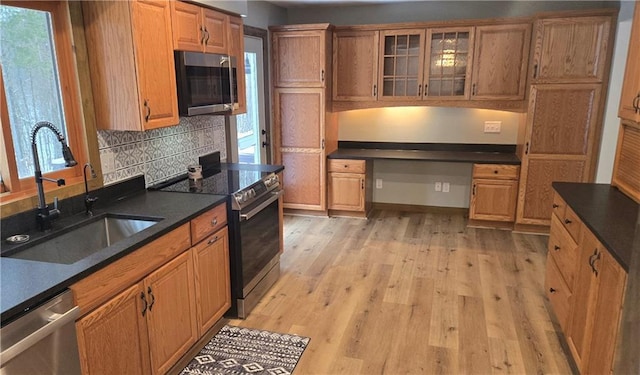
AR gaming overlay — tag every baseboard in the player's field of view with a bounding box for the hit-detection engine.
[467,219,514,230]
[283,208,329,217]
[373,202,468,215]
[513,223,550,235]
[328,209,368,219]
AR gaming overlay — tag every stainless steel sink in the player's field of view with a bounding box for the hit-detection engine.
[5,214,161,264]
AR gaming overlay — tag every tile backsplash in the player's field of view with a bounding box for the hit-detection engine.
[98,115,226,187]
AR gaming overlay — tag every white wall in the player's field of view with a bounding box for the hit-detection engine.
[595,1,634,183]
[244,1,287,29]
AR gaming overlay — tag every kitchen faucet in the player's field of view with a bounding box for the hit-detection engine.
[31,121,77,230]
[83,163,98,216]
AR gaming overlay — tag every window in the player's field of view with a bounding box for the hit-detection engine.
[0,1,86,200]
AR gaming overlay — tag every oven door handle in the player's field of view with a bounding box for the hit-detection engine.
[240,189,284,221]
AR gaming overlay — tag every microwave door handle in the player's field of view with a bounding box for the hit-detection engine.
[220,56,235,110]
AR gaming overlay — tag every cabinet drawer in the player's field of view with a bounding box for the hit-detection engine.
[552,192,567,220]
[328,159,366,173]
[191,203,227,245]
[545,255,572,332]
[548,214,579,289]
[562,206,582,242]
[472,164,520,180]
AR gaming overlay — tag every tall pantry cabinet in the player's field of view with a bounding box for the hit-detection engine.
[271,24,338,212]
[516,11,616,227]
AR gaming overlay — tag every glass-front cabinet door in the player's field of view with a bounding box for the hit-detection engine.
[423,28,474,100]
[378,29,425,101]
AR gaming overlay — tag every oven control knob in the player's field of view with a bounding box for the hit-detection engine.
[242,191,250,201]
[235,192,244,203]
[249,188,256,198]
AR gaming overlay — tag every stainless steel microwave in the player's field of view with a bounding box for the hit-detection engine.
[174,51,238,116]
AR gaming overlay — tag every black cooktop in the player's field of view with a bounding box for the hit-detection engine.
[150,163,284,195]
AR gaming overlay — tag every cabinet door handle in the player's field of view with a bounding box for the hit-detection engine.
[418,84,422,97]
[472,83,477,96]
[322,139,325,149]
[564,218,572,225]
[140,292,148,317]
[208,235,220,245]
[525,142,530,155]
[634,93,640,113]
[204,28,210,46]
[552,203,559,208]
[144,99,151,122]
[554,245,560,251]
[472,183,477,196]
[200,26,206,45]
[373,84,378,97]
[361,179,364,190]
[549,287,557,294]
[533,64,538,79]
[147,286,155,311]
[592,250,601,277]
[321,69,325,82]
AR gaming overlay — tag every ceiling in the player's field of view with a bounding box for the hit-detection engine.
[266,0,406,8]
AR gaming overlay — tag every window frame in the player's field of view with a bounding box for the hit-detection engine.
[0,0,88,202]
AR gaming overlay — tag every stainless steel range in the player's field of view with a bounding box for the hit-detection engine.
[152,154,284,318]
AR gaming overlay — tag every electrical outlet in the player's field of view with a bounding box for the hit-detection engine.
[101,151,116,174]
[376,178,383,189]
[435,182,442,192]
[442,182,450,193]
[484,121,502,133]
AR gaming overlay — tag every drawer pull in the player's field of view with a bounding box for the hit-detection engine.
[554,245,560,251]
[549,287,557,294]
[208,236,219,245]
[211,218,218,226]
[494,170,498,174]
[344,165,348,168]
[564,219,572,225]
[552,203,559,208]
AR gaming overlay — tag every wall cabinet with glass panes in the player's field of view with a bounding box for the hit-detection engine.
[376,23,529,103]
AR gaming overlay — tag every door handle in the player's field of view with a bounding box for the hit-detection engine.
[141,292,148,317]
[147,286,155,311]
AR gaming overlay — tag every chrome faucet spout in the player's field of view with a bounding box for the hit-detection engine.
[31,121,78,230]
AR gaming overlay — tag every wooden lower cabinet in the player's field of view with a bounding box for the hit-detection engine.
[327,159,372,217]
[77,251,197,375]
[546,192,627,374]
[75,203,230,375]
[76,284,151,375]
[192,227,230,334]
[469,164,519,222]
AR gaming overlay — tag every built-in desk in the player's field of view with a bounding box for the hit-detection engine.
[328,142,521,164]
[327,142,521,223]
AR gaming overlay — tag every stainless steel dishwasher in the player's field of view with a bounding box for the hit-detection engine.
[1,290,81,374]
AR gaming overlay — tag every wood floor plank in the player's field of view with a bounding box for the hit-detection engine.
[226,209,572,374]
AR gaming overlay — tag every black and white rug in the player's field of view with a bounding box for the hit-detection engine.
[180,325,310,375]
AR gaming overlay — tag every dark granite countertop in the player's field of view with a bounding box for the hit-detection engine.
[553,182,639,272]
[220,163,284,173]
[1,190,227,324]
[328,142,520,165]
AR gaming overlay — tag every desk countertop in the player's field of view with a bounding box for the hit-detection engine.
[328,142,521,165]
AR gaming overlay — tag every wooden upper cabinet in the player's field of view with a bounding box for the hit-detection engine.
[619,3,640,123]
[272,26,329,88]
[471,23,531,100]
[228,15,246,114]
[378,29,425,100]
[83,0,178,131]
[423,28,473,100]
[171,1,228,54]
[333,29,380,101]
[531,16,612,83]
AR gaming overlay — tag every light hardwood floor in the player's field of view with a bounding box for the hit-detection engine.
[228,209,572,374]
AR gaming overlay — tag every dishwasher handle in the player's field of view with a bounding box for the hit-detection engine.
[0,305,80,365]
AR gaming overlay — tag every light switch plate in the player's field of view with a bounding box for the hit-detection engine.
[484,121,502,133]
[442,182,450,192]
[376,178,383,189]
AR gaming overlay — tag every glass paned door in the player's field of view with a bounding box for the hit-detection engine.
[236,36,267,164]
[425,28,472,99]
[379,30,424,100]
